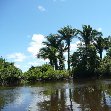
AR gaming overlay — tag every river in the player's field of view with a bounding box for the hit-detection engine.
[0,79,111,111]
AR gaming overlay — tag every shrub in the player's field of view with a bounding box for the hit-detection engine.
[0,57,22,85]
[97,56,111,77]
[24,64,69,82]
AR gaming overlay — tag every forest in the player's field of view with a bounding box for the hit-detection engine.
[1,25,111,85]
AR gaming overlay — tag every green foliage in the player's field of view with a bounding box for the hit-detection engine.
[37,34,66,70]
[24,64,69,82]
[76,25,102,46]
[58,25,77,70]
[1,24,111,84]
[36,25,111,79]
[70,25,111,78]
[71,45,100,78]
[94,37,110,59]
[0,57,22,85]
[97,56,111,77]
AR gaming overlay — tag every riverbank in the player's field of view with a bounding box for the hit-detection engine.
[1,57,111,86]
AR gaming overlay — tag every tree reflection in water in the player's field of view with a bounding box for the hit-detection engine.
[37,81,111,111]
[38,89,68,111]
[1,80,111,111]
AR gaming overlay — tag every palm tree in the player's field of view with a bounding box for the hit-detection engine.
[37,45,59,69]
[77,25,102,47]
[94,36,104,59]
[37,47,54,66]
[38,34,65,70]
[58,25,76,70]
[94,36,110,59]
[94,37,103,59]
[38,34,67,70]
[58,42,65,70]
[42,34,59,48]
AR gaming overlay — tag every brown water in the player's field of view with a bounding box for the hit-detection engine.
[0,79,111,111]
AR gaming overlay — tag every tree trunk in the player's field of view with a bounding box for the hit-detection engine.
[54,58,58,70]
[100,50,102,59]
[68,39,70,70]
[50,59,54,69]
[59,49,65,70]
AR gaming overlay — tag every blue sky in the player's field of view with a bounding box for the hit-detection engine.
[1,0,111,71]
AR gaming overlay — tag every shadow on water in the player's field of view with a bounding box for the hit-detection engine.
[0,79,111,111]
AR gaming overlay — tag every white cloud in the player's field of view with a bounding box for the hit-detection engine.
[14,64,20,68]
[97,27,102,32]
[28,61,39,66]
[7,53,26,62]
[27,34,45,56]
[37,5,46,12]
[70,41,80,54]
[28,59,49,67]
[44,58,49,63]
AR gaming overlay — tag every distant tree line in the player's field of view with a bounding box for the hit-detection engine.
[37,25,111,78]
[1,25,111,85]
[0,57,69,85]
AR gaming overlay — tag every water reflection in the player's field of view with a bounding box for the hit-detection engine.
[37,89,67,111]
[0,80,111,111]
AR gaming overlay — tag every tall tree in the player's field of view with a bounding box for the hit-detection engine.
[71,45,100,78]
[58,25,76,70]
[77,25,102,47]
[58,42,66,70]
[94,36,110,59]
[71,25,102,78]
[37,47,55,67]
[37,34,66,70]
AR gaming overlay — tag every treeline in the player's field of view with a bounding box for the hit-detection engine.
[37,25,111,78]
[0,57,69,85]
[1,25,111,85]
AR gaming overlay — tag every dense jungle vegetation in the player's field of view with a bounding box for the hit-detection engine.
[1,25,111,85]
[0,57,22,85]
